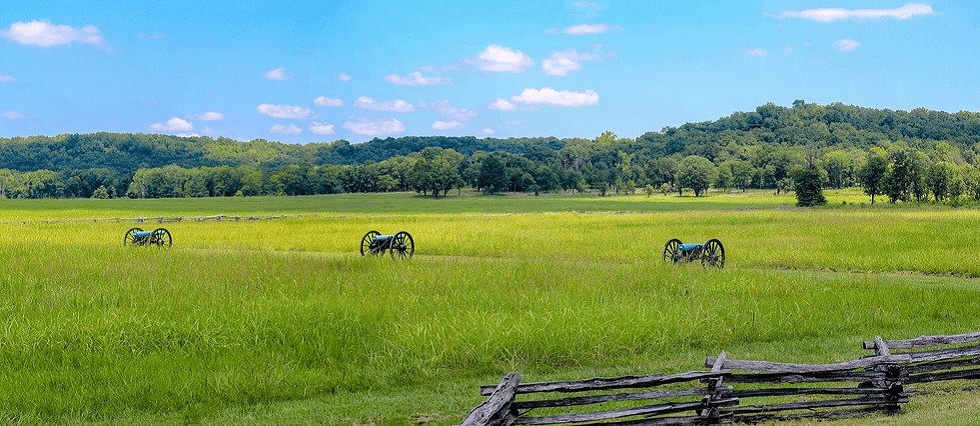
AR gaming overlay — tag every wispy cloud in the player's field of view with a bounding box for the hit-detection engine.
[197,111,224,121]
[3,110,26,120]
[488,98,517,111]
[834,39,861,52]
[511,87,599,107]
[309,122,335,135]
[778,3,935,22]
[314,96,343,107]
[745,48,769,57]
[385,71,451,86]
[474,44,534,73]
[542,48,600,76]
[431,100,477,121]
[2,20,108,50]
[563,23,616,35]
[343,119,405,136]
[431,120,463,130]
[568,1,605,19]
[354,96,415,112]
[270,123,302,135]
[264,67,291,81]
[338,73,352,82]
[150,117,193,133]
[0,74,15,83]
[256,103,313,119]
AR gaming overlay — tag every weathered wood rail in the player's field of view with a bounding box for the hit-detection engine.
[464,331,980,425]
[863,331,980,384]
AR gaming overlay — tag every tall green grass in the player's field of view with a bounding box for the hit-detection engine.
[1,190,979,423]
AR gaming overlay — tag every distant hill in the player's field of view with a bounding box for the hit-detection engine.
[2,102,979,176]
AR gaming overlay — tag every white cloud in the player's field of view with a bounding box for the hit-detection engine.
[270,123,302,135]
[475,44,534,73]
[488,98,517,111]
[338,73,352,82]
[354,96,415,112]
[481,128,496,136]
[1,20,108,49]
[542,48,599,76]
[314,96,343,107]
[431,120,463,130]
[197,111,224,121]
[563,23,615,35]
[0,74,16,83]
[746,48,769,57]
[778,3,935,22]
[264,67,291,81]
[3,110,26,120]
[834,39,861,52]
[343,119,405,136]
[431,99,478,121]
[309,121,336,135]
[385,71,451,86]
[256,103,313,119]
[511,87,599,107]
[150,117,194,133]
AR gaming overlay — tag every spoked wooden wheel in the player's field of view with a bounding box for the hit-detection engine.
[360,230,381,256]
[150,228,172,247]
[123,227,144,246]
[390,231,414,259]
[701,239,725,268]
[662,238,682,263]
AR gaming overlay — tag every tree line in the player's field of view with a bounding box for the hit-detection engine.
[2,101,980,203]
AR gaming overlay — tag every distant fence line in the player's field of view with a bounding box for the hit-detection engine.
[463,330,980,425]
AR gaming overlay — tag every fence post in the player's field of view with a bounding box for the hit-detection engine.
[698,351,733,424]
[461,372,520,426]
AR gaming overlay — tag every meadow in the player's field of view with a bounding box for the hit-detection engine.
[1,189,979,424]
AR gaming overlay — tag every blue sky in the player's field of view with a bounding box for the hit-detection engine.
[1,1,977,144]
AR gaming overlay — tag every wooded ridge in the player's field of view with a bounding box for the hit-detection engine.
[2,101,979,200]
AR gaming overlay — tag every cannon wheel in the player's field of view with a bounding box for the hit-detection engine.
[150,228,172,247]
[123,227,144,246]
[701,239,725,268]
[390,231,414,259]
[360,230,381,256]
[662,238,682,263]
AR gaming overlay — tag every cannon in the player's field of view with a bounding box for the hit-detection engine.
[662,238,724,268]
[360,230,414,259]
[124,227,172,247]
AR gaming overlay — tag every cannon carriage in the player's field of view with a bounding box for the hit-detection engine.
[123,227,172,247]
[360,230,414,259]
[662,238,724,268]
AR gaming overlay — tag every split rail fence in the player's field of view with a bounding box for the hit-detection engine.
[462,330,980,425]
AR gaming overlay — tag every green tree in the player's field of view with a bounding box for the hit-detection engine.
[926,161,954,202]
[791,165,827,206]
[858,150,887,204]
[714,165,733,193]
[883,149,924,203]
[821,150,852,189]
[675,155,717,197]
[478,153,508,195]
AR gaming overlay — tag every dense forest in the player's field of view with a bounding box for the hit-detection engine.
[2,101,980,203]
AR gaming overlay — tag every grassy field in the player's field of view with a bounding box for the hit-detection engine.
[1,189,979,424]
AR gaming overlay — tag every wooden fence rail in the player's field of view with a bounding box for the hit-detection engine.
[463,331,980,425]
